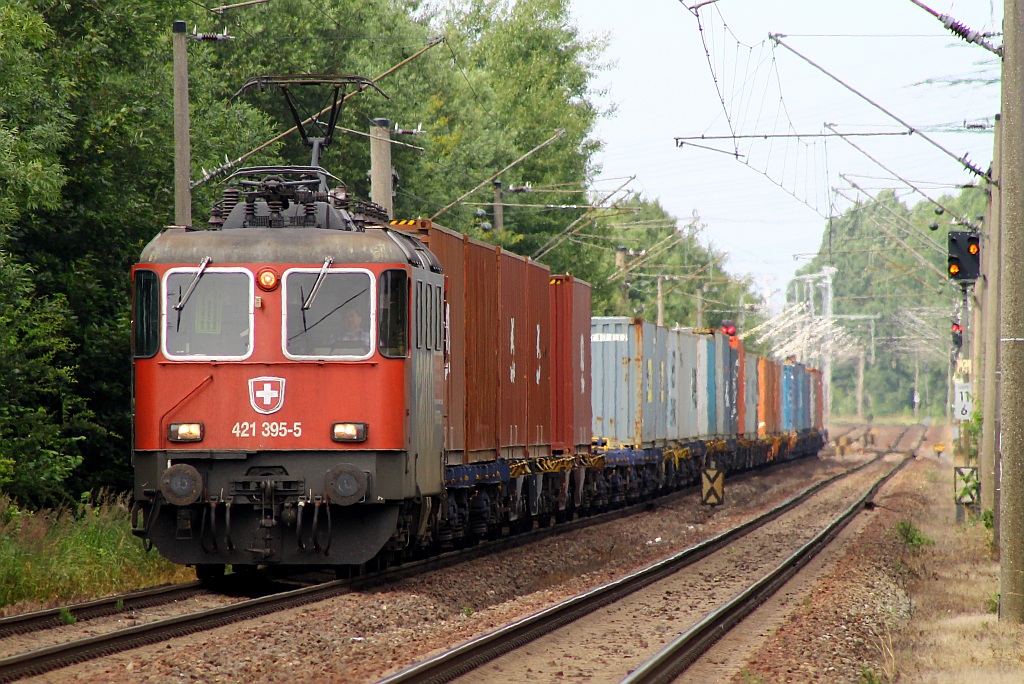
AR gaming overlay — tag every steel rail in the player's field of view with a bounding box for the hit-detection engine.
[621,456,910,684]
[0,582,207,638]
[374,455,884,684]
[0,578,361,683]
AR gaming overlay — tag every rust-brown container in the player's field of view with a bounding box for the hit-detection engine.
[498,250,530,457]
[390,220,558,463]
[464,239,501,461]
[550,275,592,455]
[525,258,552,456]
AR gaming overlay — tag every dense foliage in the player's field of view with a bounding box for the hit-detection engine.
[1,0,761,505]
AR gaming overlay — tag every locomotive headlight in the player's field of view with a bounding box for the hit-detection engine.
[332,422,368,442]
[168,422,204,442]
[159,463,203,506]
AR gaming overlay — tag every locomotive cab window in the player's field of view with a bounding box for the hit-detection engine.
[134,269,160,358]
[163,268,253,360]
[284,268,374,359]
[378,270,408,358]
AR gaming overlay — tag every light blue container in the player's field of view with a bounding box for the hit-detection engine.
[651,325,668,446]
[724,340,739,437]
[796,364,811,432]
[782,362,796,433]
[695,332,716,438]
[667,328,699,442]
[590,317,667,448]
[713,332,726,436]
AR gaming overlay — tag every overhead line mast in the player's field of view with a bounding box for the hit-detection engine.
[1000,0,1024,623]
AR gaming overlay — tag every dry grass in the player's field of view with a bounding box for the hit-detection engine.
[890,457,1024,682]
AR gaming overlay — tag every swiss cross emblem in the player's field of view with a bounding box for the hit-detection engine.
[249,376,285,414]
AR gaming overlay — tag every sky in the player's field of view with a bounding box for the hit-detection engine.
[568,0,1002,309]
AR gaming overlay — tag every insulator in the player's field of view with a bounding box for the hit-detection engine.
[221,188,241,216]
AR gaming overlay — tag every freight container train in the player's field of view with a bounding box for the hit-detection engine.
[130,200,825,578]
[129,84,825,579]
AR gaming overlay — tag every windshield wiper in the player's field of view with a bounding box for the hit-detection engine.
[174,256,212,332]
[302,257,333,310]
[174,257,212,312]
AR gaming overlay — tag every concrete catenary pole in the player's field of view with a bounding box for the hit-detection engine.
[657,276,664,326]
[857,349,865,420]
[981,113,1002,519]
[823,269,834,427]
[369,118,393,219]
[172,21,192,227]
[493,181,504,232]
[999,0,1024,622]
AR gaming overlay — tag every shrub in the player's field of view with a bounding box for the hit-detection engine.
[894,520,934,552]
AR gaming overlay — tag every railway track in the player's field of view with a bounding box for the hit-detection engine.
[621,456,908,684]
[374,452,901,684]
[2,431,885,683]
[0,450,835,683]
[0,583,210,639]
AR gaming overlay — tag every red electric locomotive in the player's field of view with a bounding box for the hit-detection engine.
[131,174,450,578]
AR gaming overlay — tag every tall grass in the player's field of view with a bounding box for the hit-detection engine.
[0,492,192,610]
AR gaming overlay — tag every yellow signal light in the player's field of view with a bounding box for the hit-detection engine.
[968,243,979,255]
[949,263,961,276]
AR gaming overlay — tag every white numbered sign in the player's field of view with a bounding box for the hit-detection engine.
[953,382,973,422]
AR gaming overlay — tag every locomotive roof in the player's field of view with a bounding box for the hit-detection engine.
[139,226,441,271]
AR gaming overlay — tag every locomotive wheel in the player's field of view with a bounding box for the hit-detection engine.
[195,563,226,583]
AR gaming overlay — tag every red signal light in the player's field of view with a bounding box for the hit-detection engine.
[721,320,737,336]
[951,323,963,333]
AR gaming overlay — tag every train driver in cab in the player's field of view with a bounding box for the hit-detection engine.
[340,306,370,350]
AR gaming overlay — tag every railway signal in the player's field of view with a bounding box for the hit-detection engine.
[951,323,963,349]
[947,230,980,281]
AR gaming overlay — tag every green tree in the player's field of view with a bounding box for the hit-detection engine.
[0,2,94,505]
[0,254,90,505]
